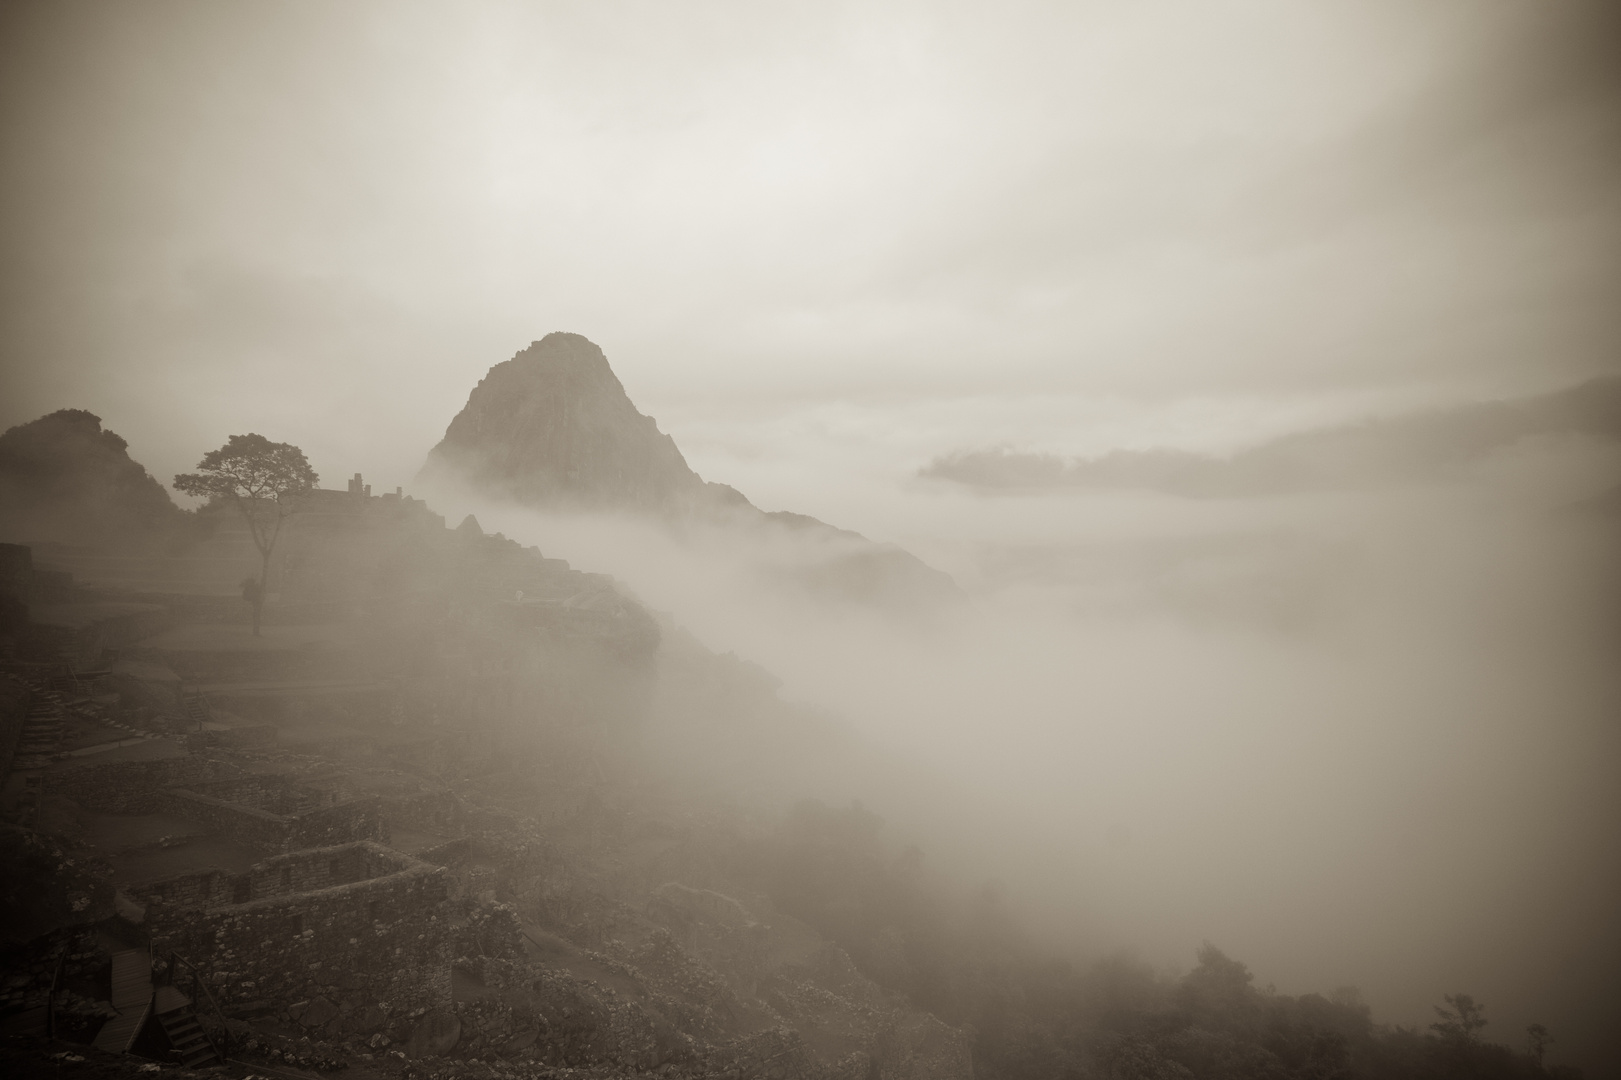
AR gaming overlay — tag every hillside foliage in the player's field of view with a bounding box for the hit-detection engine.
[756,799,1580,1080]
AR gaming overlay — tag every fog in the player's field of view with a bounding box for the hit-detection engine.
[416,427,1621,1068]
[5,0,1621,1072]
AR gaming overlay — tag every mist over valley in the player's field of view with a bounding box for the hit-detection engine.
[3,3,1619,1077]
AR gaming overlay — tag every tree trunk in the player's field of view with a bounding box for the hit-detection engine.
[253,550,270,637]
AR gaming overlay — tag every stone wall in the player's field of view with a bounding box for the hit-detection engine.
[156,779,384,853]
[288,798,386,851]
[184,724,279,751]
[380,789,463,835]
[127,867,237,912]
[0,677,27,783]
[155,788,290,851]
[242,842,404,900]
[45,755,242,812]
[184,775,324,815]
[128,843,415,916]
[146,842,452,1021]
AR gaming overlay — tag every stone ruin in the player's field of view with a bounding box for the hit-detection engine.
[156,774,384,854]
[127,841,452,1027]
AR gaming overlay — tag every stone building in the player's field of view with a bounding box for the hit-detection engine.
[128,841,452,1025]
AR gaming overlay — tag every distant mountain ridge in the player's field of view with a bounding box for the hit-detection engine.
[922,375,1621,496]
[422,333,963,611]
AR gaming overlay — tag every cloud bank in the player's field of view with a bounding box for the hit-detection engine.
[921,376,1621,496]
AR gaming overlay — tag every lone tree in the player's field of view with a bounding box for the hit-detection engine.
[1430,993,1488,1045]
[1526,1023,1553,1066]
[175,434,317,635]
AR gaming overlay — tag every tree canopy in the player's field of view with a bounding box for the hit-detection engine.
[174,434,317,548]
[174,433,317,634]
[174,433,317,508]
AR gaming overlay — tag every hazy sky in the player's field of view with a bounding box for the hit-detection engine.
[3,0,1619,523]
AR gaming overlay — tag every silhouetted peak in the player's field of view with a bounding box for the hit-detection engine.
[423,335,964,614]
[422,333,706,511]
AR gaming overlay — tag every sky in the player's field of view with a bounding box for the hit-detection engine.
[4,1,1621,1070]
[2,0,1619,517]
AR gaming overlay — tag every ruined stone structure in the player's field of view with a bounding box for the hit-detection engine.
[132,842,452,1022]
[45,756,244,813]
[378,788,464,836]
[157,774,386,853]
[272,473,447,605]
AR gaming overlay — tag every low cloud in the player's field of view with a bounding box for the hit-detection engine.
[420,441,1621,1067]
[922,376,1621,496]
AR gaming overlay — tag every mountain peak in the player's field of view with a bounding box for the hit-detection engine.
[422,334,709,510]
[424,334,964,612]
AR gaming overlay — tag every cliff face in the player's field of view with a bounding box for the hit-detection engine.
[423,333,713,511]
[0,409,188,547]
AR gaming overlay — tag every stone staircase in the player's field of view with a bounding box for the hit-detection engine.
[181,694,212,728]
[89,951,223,1068]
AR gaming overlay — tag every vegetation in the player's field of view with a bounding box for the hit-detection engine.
[0,409,190,547]
[174,433,317,635]
[756,798,1581,1080]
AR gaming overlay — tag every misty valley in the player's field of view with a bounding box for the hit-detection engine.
[2,335,1617,1080]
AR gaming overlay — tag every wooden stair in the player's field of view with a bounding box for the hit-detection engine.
[92,948,152,1053]
[153,985,221,1069]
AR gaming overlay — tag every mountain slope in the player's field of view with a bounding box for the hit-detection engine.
[0,409,190,547]
[422,333,963,611]
[423,333,728,511]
